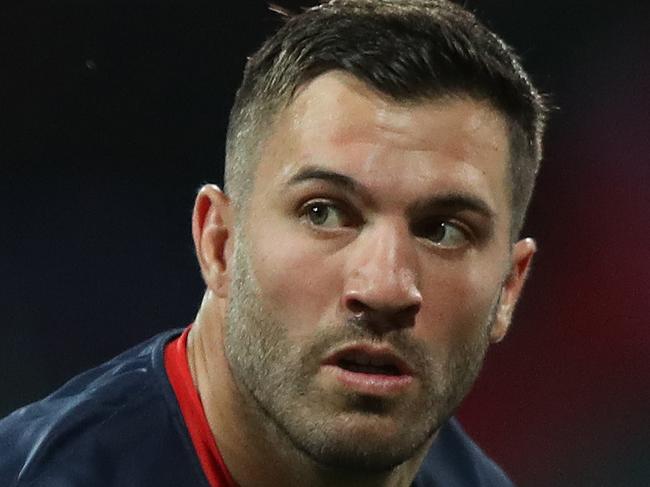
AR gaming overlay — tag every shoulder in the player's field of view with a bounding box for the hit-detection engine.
[0,329,204,487]
[413,417,515,487]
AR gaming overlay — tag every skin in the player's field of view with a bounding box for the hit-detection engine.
[188,71,536,487]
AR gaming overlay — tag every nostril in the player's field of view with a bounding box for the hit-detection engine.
[397,303,421,321]
[343,292,420,333]
[346,298,369,316]
[343,291,421,319]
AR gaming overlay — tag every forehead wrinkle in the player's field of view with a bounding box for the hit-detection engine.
[321,100,508,174]
[373,105,431,149]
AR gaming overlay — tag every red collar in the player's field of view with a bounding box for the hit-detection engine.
[164,327,237,487]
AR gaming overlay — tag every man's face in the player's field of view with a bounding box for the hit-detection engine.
[224,72,518,471]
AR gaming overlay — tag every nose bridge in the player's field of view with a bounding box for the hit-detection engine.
[344,219,421,313]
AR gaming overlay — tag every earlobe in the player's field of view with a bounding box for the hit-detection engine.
[192,184,234,297]
[490,238,537,343]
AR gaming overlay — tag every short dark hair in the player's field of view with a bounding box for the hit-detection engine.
[225,0,548,237]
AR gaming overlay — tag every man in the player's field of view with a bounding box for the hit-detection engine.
[0,1,547,485]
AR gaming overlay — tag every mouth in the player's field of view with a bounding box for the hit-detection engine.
[332,348,412,376]
[338,359,401,376]
[321,345,415,396]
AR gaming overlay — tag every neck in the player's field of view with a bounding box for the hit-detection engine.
[187,291,429,487]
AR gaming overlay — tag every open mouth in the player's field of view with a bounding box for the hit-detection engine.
[325,346,412,377]
[337,358,402,376]
[322,345,414,396]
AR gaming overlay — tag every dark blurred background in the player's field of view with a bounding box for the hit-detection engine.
[1,1,648,485]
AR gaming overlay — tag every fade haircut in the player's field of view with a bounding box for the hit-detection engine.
[225,0,548,237]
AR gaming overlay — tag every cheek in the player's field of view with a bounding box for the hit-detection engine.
[249,232,343,333]
[417,257,503,344]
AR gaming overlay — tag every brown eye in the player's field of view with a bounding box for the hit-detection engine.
[413,220,470,249]
[303,201,346,228]
[428,222,468,248]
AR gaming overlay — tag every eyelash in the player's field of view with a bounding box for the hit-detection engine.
[298,198,361,226]
[412,217,475,239]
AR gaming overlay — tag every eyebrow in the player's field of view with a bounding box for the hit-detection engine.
[408,193,496,220]
[286,166,360,193]
[286,165,495,219]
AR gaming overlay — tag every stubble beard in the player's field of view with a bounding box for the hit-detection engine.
[223,234,494,473]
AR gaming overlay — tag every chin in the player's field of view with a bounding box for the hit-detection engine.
[286,409,438,473]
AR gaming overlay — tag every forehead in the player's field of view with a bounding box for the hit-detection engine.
[254,71,510,216]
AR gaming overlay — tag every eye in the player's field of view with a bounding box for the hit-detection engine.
[301,200,350,228]
[415,220,470,249]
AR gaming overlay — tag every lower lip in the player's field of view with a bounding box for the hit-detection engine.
[322,365,414,396]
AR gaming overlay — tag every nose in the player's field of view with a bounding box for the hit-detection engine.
[341,221,422,334]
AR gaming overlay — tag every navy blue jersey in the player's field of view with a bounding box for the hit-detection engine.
[0,330,514,486]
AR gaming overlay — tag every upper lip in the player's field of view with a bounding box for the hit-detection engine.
[322,344,415,376]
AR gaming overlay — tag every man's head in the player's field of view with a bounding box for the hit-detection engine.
[225,0,547,238]
[192,0,545,479]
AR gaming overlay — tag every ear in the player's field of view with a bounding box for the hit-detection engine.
[490,237,537,343]
[192,184,234,298]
